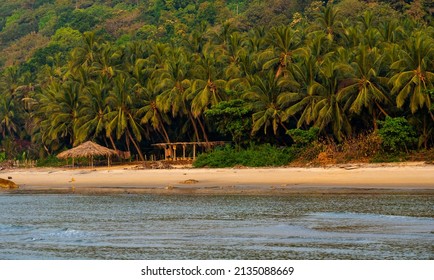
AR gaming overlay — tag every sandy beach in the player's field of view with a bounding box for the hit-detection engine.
[1,162,434,195]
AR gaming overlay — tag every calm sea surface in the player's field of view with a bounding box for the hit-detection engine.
[0,194,433,260]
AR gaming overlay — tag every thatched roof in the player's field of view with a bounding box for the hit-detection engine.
[57,141,117,159]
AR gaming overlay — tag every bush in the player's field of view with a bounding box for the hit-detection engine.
[287,127,319,147]
[36,155,64,167]
[377,117,417,153]
[193,144,296,168]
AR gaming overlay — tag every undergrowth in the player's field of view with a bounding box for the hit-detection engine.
[193,144,297,168]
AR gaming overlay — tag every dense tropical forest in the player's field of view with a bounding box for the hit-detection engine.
[0,0,433,166]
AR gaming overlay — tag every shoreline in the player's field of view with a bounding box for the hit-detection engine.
[2,162,434,195]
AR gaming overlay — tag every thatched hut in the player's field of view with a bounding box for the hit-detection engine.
[57,141,118,167]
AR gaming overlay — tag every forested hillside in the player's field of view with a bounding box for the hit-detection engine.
[0,0,433,165]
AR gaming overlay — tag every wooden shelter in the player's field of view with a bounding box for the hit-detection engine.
[152,141,226,161]
[57,141,118,167]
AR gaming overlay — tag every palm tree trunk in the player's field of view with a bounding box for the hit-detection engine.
[188,111,201,142]
[197,116,209,143]
[159,125,171,144]
[375,101,389,118]
[157,112,171,143]
[373,110,378,131]
[280,120,289,132]
[127,130,145,161]
[109,135,117,151]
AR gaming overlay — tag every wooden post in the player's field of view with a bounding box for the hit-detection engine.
[182,144,186,159]
[173,144,177,161]
[193,144,196,160]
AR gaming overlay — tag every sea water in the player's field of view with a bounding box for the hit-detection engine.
[0,194,432,259]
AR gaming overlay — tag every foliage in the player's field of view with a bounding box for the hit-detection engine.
[36,155,63,167]
[377,117,417,153]
[193,144,296,168]
[0,0,433,165]
[287,127,319,147]
[204,99,252,146]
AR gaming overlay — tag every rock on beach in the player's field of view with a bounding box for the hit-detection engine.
[0,178,18,189]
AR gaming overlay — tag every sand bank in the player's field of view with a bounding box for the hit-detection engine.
[1,163,434,195]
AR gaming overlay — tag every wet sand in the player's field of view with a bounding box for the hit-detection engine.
[1,162,434,195]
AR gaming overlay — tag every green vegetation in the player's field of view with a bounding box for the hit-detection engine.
[377,117,417,153]
[193,144,296,168]
[0,0,433,167]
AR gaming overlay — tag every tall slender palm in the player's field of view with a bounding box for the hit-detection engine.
[312,60,352,141]
[283,31,334,129]
[187,43,229,142]
[154,48,202,141]
[105,74,145,161]
[136,77,171,143]
[75,77,112,146]
[189,44,228,118]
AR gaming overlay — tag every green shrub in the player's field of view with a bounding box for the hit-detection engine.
[287,127,319,147]
[0,152,6,162]
[193,144,296,168]
[377,117,417,153]
[36,155,64,167]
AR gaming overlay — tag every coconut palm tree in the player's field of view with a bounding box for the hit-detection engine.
[136,77,171,144]
[390,31,434,114]
[285,54,352,141]
[314,5,343,42]
[259,25,303,78]
[311,59,352,141]
[189,43,228,119]
[154,47,202,142]
[37,79,81,148]
[243,70,298,135]
[70,31,101,71]
[0,93,19,139]
[75,77,113,147]
[105,74,145,161]
[338,45,391,129]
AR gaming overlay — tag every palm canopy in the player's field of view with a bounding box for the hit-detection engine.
[390,32,434,114]
[337,45,391,119]
[243,70,298,135]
